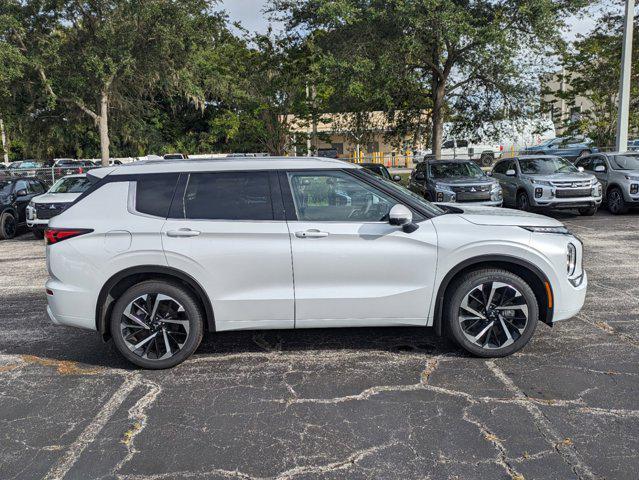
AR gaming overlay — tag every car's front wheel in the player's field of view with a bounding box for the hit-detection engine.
[516,191,531,211]
[110,280,204,369]
[445,269,539,357]
[607,187,628,215]
[0,212,17,240]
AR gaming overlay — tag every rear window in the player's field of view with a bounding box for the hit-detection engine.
[136,174,179,217]
[177,172,273,220]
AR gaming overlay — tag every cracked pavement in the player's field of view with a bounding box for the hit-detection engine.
[0,210,637,479]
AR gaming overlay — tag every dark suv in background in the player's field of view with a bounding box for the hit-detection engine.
[0,177,48,239]
[409,159,502,206]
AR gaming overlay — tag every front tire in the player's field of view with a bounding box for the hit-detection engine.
[516,191,531,211]
[445,269,539,357]
[32,227,45,239]
[578,206,597,216]
[110,280,204,369]
[0,212,17,240]
[607,187,628,215]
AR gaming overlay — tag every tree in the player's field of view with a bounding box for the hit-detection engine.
[271,0,592,156]
[551,13,639,147]
[2,0,223,165]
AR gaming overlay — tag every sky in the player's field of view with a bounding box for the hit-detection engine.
[219,0,615,40]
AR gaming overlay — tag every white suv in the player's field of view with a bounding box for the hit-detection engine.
[45,157,587,368]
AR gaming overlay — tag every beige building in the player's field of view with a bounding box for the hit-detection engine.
[542,68,594,135]
[286,111,429,162]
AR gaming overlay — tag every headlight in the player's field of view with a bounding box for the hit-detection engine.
[490,182,501,192]
[530,179,552,186]
[520,225,570,235]
[567,243,577,276]
[28,200,35,208]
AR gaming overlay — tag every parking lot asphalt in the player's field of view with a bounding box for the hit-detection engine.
[0,210,637,480]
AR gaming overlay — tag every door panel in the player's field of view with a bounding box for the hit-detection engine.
[284,170,438,327]
[162,171,294,331]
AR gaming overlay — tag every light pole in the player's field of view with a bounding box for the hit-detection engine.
[616,0,635,152]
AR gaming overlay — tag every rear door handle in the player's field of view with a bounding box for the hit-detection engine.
[295,229,329,238]
[166,228,201,238]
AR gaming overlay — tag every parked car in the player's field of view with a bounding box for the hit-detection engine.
[417,139,503,166]
[627,139,639,152]
[491,155,602,215]
[43,159,94,177]
[91,159,123,166]
[0,177,48,239]
[163,153,188,160]
[6,161,43,177]
[45,157,587,368]
[360,162,401,182]
[575,152,639,214]
[26,174,91,238]
[519,137,597,161]
[409,159,502,206]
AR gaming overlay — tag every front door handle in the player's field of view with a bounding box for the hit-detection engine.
[166,228,201,238]
[295,229,329,238]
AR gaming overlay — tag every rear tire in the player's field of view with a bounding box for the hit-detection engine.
[578,206,597,216]
[445,269,539,357]
[0,212,17,240]
[607,187,628,215]
[32,227,45,239]
[110,280,204,369]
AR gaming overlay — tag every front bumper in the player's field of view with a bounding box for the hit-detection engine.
[532,196,602,210]
[437,199,502,207]
[26,205,49,228]
[554,271,588,322]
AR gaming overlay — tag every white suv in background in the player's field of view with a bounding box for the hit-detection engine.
[45,157,587,368]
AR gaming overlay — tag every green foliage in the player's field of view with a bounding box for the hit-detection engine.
[554,13,639,147]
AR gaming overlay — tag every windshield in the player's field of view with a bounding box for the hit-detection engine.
[519,157,578,174]
[49,176,91,193]
[609,154,639,170]
[362,169,444,216]
[429,162,484,178]
[0,181,14,196]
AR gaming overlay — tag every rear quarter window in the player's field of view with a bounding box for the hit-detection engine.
[135,174,179,217]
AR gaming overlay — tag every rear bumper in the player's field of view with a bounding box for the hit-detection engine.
[45,278,96,330]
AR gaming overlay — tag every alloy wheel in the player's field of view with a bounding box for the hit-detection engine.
[458,281,529,350]
[608,189,624,214]
[517,193,529,211]
[120,293,190,360]
[4,215,16,238]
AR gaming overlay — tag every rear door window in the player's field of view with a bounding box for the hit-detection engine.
[136,174,180,218]
[179,172,274,220]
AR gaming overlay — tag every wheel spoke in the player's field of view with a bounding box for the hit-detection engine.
[473,321,495,343]
[130,331,158,351]
[124,311,150,329]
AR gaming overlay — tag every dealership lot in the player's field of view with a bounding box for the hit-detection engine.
[0,211,637,480]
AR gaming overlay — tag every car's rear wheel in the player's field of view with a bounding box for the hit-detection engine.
[0,212,17,240]
[445,269,539,357]
[607,187,628,215]
[110,280,204,369]
[578,206,597,216]
[516,191,530,211]
[32,227,45,239]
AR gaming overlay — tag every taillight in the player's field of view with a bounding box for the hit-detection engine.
[499,145,504,151]
[44,228,93,245]
[78,167,84,174]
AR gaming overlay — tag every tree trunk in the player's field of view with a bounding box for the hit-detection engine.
[431,76,446,158]
[99,91,110,166]
[0,117,8,164]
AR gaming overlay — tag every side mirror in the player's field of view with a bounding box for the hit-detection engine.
[389,204,418,233]
[392,174,402,182]
[577,166,584,172]
[486,171,493,177]
[414,173,426,181]
[506,169,516,177]
[16,189,28,197]
[594,165,606,172]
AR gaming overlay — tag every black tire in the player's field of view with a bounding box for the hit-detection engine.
[110,280,204,369]
[445,269,539,358]
[32,226,45,239]
[0,211,17,240]
[480,152,494,167]
[578,206,597,216]
[607,187,628,215]
[516,191,531,211]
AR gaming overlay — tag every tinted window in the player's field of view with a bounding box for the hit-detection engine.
[287,171,396,222]
[442,140,455,149]
[457,139,469,148]
[492,161,511,174]
[574,157,591,170]
[15,180,28,192]
[429,162,484,178]
[29,180,45,194]
[609,154,639,170]
[136,174,179,217]
[181,172,273,220]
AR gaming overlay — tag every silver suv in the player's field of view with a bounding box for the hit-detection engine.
[575,152,639,214]
[491,155,602,215]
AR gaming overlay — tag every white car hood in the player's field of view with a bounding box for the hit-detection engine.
[32,192,82,204]
[442,204,563,227]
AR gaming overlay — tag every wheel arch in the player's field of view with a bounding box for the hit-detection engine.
[432,255,554,336]
[96,265,215,341]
